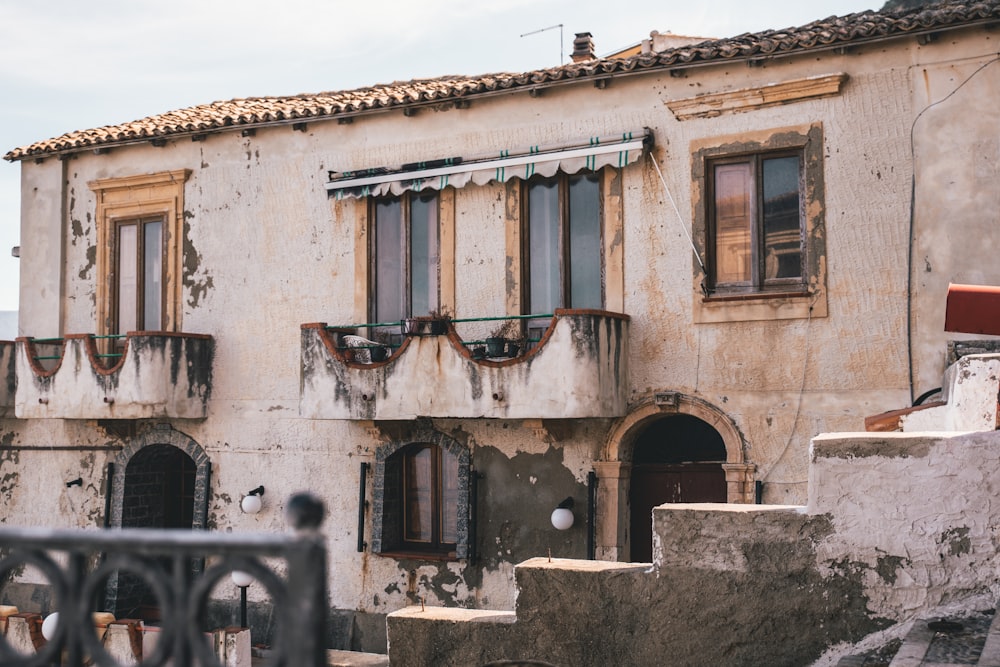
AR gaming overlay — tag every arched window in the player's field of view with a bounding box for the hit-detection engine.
[371,431,472,559]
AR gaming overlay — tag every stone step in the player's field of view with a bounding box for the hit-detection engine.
[977,610,1000,667]
[885,611,995,667]
[836,611,1000,667]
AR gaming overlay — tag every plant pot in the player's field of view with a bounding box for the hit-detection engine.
[370,346,389,362]
[506,343,520,358]
[472,346,486,360]
[428,319,448,335]
[402,318,425,336]
[485,337,506,357]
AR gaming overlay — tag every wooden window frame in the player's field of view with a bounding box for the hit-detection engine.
[368,191,442,325]
[399,443,458,554]
[705,150,805,295]
[89,170,190,337]
[691,125,827,323]
[371,430,472,561]
[110,216,167,338]
[520,171,605,315]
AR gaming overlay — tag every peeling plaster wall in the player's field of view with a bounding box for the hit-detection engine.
[808,429,1000,618]
[387,429,1000,666]
[2,22,998,653]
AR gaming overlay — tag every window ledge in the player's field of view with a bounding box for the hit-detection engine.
[703,289,809,303]
[694,289,826,323]
[375,550,459,562]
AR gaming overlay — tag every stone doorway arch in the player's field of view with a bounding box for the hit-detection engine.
[594,393,754,562]
[105,425,211,617]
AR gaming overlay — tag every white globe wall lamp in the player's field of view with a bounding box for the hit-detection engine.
[241,486,265,514]
[550,497,575,530]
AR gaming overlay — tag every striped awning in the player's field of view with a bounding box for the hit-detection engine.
[326,129,652,199]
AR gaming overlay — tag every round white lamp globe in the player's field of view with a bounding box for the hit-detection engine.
[41,612,59,641]
[550,507,574,531]
[241,494,262,514]
[231,570,254,588]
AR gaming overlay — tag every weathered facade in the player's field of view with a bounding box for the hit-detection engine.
[2,0,999,655]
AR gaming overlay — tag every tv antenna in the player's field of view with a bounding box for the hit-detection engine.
[520,23,564,65]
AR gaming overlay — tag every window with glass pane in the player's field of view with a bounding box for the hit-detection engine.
[709,153,803,293]
[400,444,458,552]
[372,192,440,326]
[113,217,164,335]
[525,172,602,318]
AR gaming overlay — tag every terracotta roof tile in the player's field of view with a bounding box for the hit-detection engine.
[6,0,999,161]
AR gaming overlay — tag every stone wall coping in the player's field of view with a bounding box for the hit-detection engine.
[652,503,804,514]
[388,606,516,623]
[515,557,652,573]
[810,431,972,460]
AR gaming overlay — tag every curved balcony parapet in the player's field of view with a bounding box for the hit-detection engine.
[300,310,629,420]
[15,332,214,419]
[0,340,14,416]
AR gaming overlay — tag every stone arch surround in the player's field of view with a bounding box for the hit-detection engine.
[371,426,473,559]
[109,424,211,531]
[594,393,755,561]
[104,424,211,613]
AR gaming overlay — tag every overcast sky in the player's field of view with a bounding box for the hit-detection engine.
[0,0,876,315]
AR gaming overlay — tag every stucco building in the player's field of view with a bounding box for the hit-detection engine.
[2,0,999,654]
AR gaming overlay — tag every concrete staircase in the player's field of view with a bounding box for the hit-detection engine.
[838,610,1000,667]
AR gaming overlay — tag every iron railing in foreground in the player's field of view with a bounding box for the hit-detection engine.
[0,493,327,667]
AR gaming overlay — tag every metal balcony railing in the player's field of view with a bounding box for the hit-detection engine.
[0,494,327,667]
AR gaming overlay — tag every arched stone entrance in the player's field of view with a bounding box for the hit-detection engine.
[595,394,754,562]
[105,425,211,618]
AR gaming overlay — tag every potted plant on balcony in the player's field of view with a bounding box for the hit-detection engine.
[427,308,451,335]
[401,308,452,337]
[485,319,519,358]
[369,330,392,362]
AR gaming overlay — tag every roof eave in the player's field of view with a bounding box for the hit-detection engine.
[7,11,999,163]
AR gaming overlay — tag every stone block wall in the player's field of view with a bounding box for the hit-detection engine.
[387,429,1000,666]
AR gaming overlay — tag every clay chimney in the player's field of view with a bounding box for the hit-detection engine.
[571,32,595,62]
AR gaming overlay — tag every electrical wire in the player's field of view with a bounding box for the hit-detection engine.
[759,298,815,485]
[648,152,707,273]
[905,53,1000,405]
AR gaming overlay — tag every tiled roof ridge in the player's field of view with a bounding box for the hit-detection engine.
[6,0,999,161]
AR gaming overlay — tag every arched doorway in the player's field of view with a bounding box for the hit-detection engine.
[117,444,196,620]
[106,425,211,620]
[628,415,727,562]
[595,394,754,563]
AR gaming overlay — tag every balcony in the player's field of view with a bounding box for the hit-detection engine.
[300,310,629,421]
[15,332,213,420]
[1,340,13,417]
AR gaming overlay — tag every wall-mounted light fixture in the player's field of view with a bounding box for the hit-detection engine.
[65,477,83,488]
[41,612,59,640]
[551,497,575,530]
[241,486,265,514]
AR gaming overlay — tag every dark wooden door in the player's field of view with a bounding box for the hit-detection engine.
[629,462,726,562]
